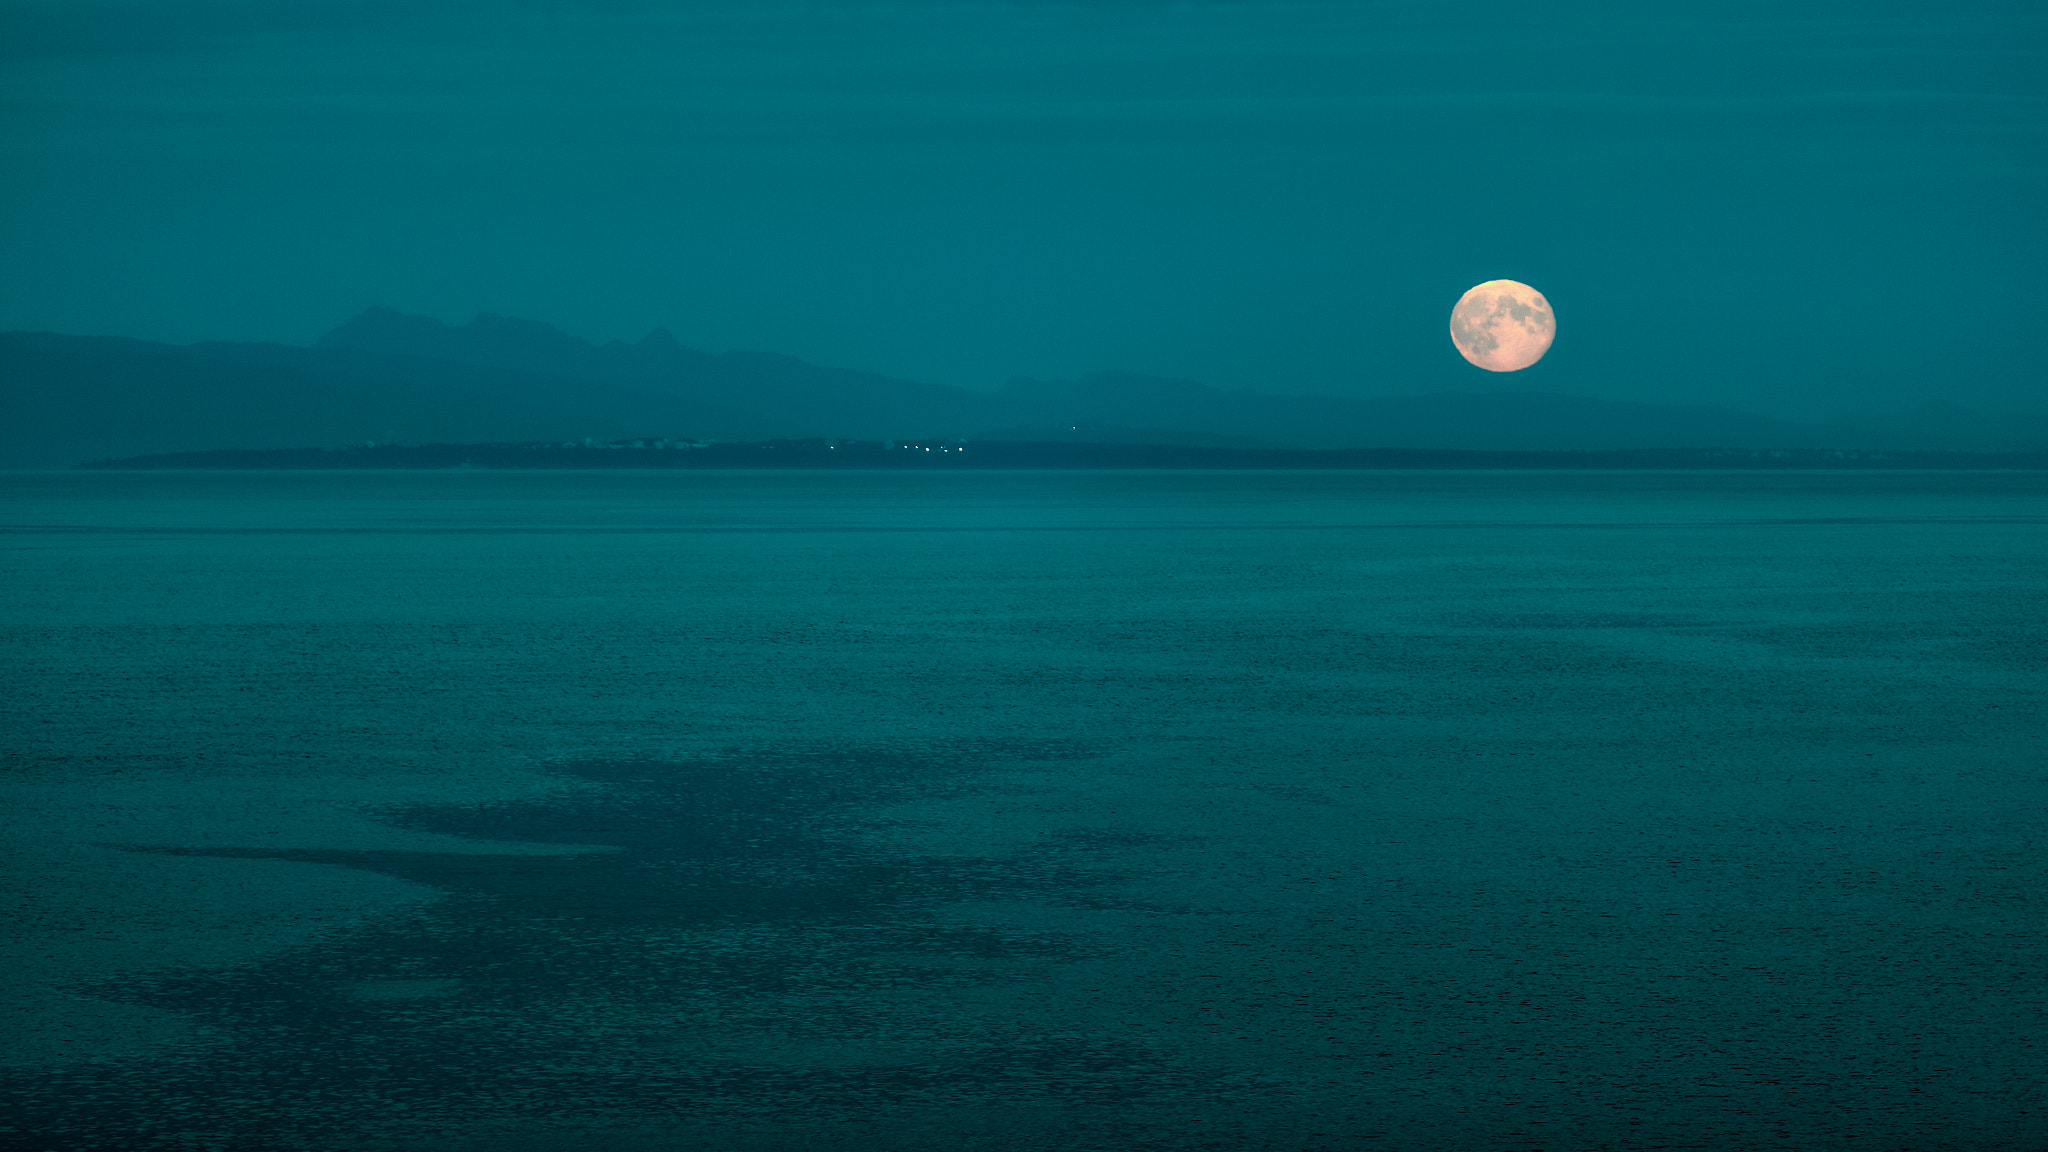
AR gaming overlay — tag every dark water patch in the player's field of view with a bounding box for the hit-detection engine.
[3,742,1237,1151]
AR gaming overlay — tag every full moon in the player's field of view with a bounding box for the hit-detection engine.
[1449,280,1555,372]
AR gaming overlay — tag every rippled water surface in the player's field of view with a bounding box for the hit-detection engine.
[3,470,2045,1150]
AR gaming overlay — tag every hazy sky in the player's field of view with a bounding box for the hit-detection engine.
[3,0,2043,416]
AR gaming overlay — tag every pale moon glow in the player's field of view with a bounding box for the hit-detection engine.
[1449,280,1555,372]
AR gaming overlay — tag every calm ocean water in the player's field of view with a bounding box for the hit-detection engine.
[3,470,2045,1151]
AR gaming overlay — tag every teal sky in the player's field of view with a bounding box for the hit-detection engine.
[2,0,2042,417]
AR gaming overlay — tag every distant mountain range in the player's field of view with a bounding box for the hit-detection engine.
[5,307,2045,468]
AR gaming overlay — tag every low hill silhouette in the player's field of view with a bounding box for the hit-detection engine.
[317,307,992,441]
[0,330,763,469]
[994,372,1832,452]
[80,440,2048,472]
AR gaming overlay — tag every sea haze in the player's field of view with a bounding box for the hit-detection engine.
[3,469,2044,1150]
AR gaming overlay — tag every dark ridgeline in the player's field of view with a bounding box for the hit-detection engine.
[8,307,2048,469]
[76,440,2048,471]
